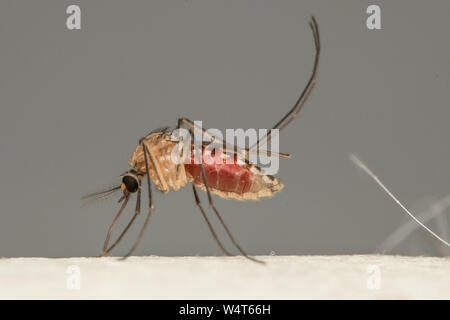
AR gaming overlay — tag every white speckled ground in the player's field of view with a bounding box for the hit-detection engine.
[0,255,449,299]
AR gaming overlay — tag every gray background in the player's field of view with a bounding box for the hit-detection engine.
[0,0,449,258]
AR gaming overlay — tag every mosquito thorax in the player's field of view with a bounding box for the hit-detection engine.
[121,172,140,193]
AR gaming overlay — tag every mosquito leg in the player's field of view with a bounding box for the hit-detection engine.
[199,162,264,264]
[174,117,188,185]
[121,142,155,259]
[103,188,141,256]
[101,194,129,257]
[250,16,321,151]
[189,130,264,264]
[142,139,169,193]
[141,141,154,212]
[117,194,126,203]
[135,186,141,215]
[121,205,151,259]
[192,185,232,257]
[175,118,183,178]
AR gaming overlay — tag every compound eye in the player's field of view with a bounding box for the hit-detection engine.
[122,175,139,193]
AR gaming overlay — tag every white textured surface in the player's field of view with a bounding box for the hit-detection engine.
[0,255,449,299]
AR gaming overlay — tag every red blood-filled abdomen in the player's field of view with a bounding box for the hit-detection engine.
[184,147,283,200]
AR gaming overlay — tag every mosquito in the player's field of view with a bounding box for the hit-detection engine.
[82,16,321,263]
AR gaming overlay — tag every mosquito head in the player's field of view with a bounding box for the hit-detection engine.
[121,170,141,194]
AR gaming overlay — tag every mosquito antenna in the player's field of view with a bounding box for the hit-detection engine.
[350,153,450,248]
[81,185,121,199]
[81,185,121,206]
